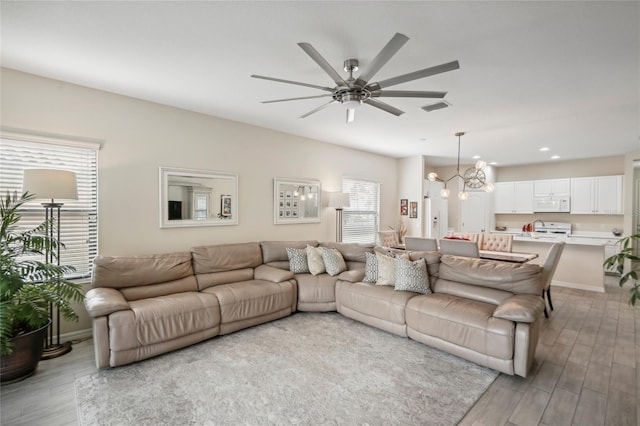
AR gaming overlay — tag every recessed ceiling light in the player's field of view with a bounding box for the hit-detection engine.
[539,147,550,152]
[550,155,560,160]
[472,155,481,159]
[489,161,497,165]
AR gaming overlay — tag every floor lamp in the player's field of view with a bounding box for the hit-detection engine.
[328,192,350,243]
[22,169,78,359]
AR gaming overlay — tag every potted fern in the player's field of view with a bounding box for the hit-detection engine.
[0,191,84,383]
[604,234,640,306]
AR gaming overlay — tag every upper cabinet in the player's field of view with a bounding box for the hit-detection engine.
[570,175,623,215]
[494,181,534,214]
[533,178,570,197]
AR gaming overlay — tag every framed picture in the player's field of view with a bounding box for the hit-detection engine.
[410,201,418,219]
[400,199,408,216]
[221,194,232,217]
[274,178,322,224]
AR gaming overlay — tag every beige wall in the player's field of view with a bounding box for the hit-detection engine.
[397,155,423,237]
[1,68,399,336]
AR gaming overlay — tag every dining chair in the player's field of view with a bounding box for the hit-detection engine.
[404,237,438,251]
[479,233,513,252]
[378,230,400,248]
[540,241,565,318]
[438,239,480,258]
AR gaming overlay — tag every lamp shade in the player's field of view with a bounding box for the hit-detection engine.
[23,169,78,201]
[328,192,350,209]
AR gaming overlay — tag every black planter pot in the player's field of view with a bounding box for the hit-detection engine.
[0,320,50,384]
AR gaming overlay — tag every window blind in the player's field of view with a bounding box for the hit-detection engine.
[342,178,380,244]
[0,136,99,280]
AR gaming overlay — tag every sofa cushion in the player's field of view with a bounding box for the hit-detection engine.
[191,242,263,274]
[394,257,430,294]
[375,252,396,285]
[92,252,198,300]
[203,280,294,325]
[319,242,374,263]
[306,245,326,275]
[439,255,542,295]
[286,247,310,273]
[92,252,195,289]
[108,292,221,351]
[406,293,514,360]
[335,281,417,326]
[260,240,319,264]
[296,273,339,309]
[321,247,347,276]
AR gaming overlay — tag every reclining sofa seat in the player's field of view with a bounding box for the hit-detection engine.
[259,240,371,312]
[85,252,221,368]
[192,242,296,335]
[406,254,545,377]
[336,248,441,337]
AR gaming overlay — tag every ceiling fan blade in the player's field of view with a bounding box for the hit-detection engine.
[367,60,460,90]
[262,94,333,104]
[297,42,348,87]
[353,33,409,88]
[371,90,447,99]
[363,99,404,116]
[300,100,338,118]
[346,108,355,123]
[251,74,334,92]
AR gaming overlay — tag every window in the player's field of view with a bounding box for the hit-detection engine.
[0,133,99,280]
[342,178,380,244]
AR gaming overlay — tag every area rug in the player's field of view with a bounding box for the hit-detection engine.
[75,312,498,426]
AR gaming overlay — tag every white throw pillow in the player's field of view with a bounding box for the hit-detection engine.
[321,247,347,276]
[394,257,430,294]
[375,252,398,286]
[306,245,326,275]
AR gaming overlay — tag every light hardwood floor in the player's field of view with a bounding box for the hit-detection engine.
[1,278,638,426]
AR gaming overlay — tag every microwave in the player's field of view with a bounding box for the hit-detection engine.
[534,196,570,212]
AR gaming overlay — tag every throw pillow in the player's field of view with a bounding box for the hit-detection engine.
[363,251,378,283]
[306,245,326,275]
[321,247,347,276]
[394,257,430,294]
[286,247,310,273]
[375,252,398,286]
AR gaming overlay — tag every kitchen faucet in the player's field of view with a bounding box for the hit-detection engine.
[532,219,545,230]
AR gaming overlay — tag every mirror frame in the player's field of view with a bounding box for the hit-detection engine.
[159,166,238,228]
[274,177,322,225]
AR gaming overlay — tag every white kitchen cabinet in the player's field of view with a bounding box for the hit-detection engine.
[494,181,534,214]
[534,178,570,197]
[570,175,623,215]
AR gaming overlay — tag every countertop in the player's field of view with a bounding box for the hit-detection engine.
[491,229,624,247]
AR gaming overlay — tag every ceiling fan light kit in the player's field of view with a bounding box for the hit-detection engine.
[252,32,459,123]
[427,132,495,200]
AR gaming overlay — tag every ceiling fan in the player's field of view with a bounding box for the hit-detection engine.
[251,33,460,123]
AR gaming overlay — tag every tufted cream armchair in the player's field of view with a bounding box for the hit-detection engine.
[379,230,401,248]
[479,233,513,252]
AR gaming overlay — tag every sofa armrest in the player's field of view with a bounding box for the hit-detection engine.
[84,287,130,318]
[493,294,545,323]
[338,269,365,283]
[254,264,294,283]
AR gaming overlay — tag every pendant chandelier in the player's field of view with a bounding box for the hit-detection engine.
[427,131,495,200]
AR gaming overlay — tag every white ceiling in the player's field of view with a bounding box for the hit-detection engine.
[1,1,638,166]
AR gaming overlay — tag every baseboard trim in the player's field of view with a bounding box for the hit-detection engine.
[61,328,93,343]
[551,280,605,293]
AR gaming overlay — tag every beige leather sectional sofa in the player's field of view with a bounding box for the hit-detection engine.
[84,240,545,377]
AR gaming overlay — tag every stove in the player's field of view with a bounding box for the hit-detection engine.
[533,221,572,235]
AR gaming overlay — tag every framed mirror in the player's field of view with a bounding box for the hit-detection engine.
[274,178,321,224]
[160,166,238,228]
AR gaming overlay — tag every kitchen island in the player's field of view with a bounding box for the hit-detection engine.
[492,230,622,293]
